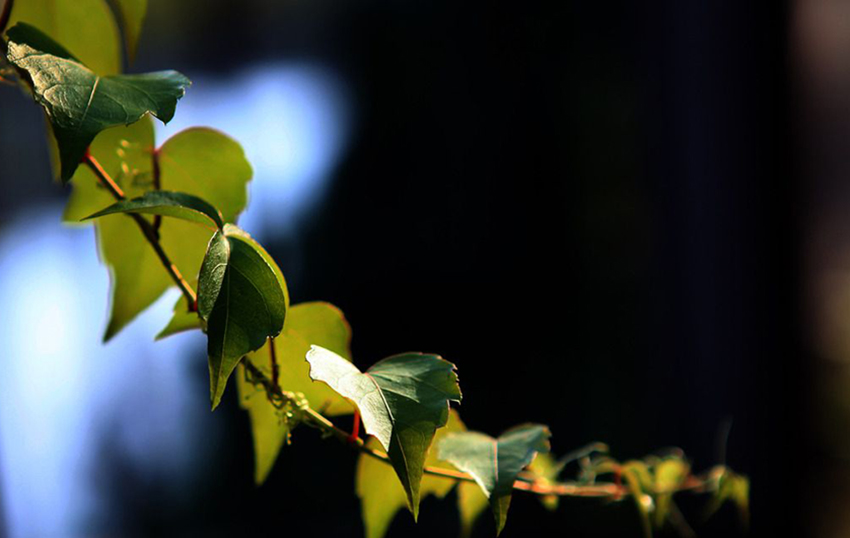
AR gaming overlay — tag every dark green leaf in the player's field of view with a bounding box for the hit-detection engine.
[5,22,78,61]
[241,302,354,484]
[199,225,288,410]
[306,345,462,518]
[6,31,190,181]
[356,410,465,538]
[83,190,224,229]
[437,424,551,535]
[6,0,121,75]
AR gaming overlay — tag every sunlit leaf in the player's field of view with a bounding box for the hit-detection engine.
[155,295,199,340]
[6,0,121,75]
[704,466,749,528]
[526,452,561,511]
[653,457,689,529]
[356,410,465,538]
[62,124,252,341]
[241,302,353,484]
[458,481,489,538]
[620,460,654,538]
[306,345,461,518]
[84,190,224,229]
[112,0,147,61]
[199,224,288,410]
[6,23,190,181]
[437,424,551,535]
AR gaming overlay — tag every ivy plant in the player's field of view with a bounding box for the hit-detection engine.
[0,1,750,536]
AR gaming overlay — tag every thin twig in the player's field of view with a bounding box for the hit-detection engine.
[268,336,279,388]
[151,147,162,234]
[83,152,198,309]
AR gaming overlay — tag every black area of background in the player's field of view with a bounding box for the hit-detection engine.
[0,0,802,537]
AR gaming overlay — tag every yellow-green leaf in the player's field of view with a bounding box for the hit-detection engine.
[652,457,689,529]
[112,0,147,61]
[458,481,489,538]
[62,124,252,341]
[6,0,121,75]
[240,302,354,484]
[356,410,465,538]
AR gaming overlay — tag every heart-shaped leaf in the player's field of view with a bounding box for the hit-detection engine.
[306,345,462,518]
[356,410,465,538]
[62,124,252,341]
[83,190,224,229]
[437,424,551,535]
[6,23,190,181]
[240,302,354,484]
[199,224,288,410]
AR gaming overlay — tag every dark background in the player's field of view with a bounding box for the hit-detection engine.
[0,0,811,537]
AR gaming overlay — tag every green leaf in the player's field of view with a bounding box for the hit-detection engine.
[526,452,561,511]
[458,481,489,538]
[235,364,294,485]
[306,345,462,519]
[112,0,147,61]
[652,457,689,529]
[620,460,654,538]
[155,295,200,340]
[5,22,78,61]
[84,190,224,229]
[241,302,354,484]
[704,466,749,527]
[356,410,465,538]
[199,224,288,410]
[6,28,190,181]
[437,424,552,535]
[62,125,252,341]
[6,0,121,75]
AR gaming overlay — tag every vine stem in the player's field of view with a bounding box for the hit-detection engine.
[241,359,710,499]
[81,145,712,501]
[83,151,198,310]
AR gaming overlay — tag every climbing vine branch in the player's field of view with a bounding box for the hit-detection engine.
[82,152,198,309]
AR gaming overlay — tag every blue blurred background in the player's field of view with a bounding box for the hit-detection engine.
[0,0,845,536]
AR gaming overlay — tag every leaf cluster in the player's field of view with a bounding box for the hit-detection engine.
[0,3,751,537]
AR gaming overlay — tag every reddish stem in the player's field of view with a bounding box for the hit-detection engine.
[348,410,361,444]
[82,151,198,309]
